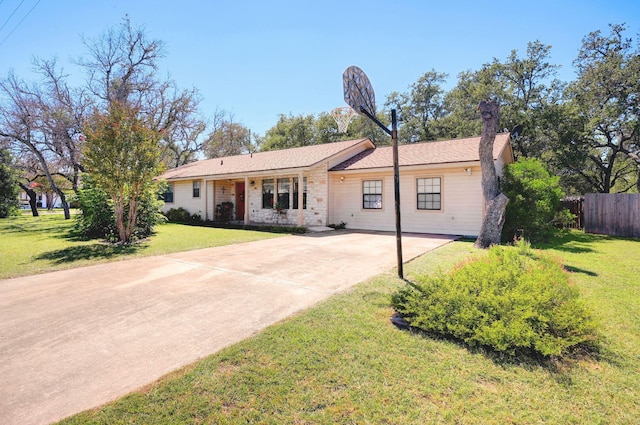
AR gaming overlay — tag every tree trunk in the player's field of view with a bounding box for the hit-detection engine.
[56,189,70,219]
[18,182,39,217]
[28,142,71,219]
[474,100,509,249]
[113,198,127,243]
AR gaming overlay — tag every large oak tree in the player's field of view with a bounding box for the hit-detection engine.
[552,23,640,193]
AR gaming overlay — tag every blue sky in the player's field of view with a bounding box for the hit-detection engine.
[0,0,638,137]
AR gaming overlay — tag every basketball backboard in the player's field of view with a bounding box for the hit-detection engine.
[343,66,376,118]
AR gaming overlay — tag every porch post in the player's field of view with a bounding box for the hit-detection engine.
[297,172,304,226]
[244,177,250,225]
[212,180,217,221]
[205,180,209,221]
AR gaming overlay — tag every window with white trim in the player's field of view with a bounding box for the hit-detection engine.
[163,183,174,203]
[277,178,291,209]
[417,177,441,210]
[192,180,200,198]
[363,180,382,209]
[262,179,274,208]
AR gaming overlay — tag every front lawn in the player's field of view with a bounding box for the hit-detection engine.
[58,231,640,424]
[0,211,282,279]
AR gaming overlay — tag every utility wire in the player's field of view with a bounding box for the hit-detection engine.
[0,0,41,48]
[0,0,26,33]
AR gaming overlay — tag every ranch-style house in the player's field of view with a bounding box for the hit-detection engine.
[158,133,514,237]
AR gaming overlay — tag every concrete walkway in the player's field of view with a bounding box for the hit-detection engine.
[0,231,456,425]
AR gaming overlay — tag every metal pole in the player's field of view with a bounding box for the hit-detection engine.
[359,107,404,279]
[391,109,403,279]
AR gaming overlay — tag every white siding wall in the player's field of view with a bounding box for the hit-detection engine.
[211,181,236,220]
[329,167,484,236]
[162,180,207,219]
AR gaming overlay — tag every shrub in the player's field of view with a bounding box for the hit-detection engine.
[0,149,20,218]
[392,240,598,358]
[164,207,192,223]
[131,188,167,238]
[74,180,117,240]
[75,176,165,242]
[501,158,572,243]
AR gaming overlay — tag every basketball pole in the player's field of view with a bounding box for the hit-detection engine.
[359,107,404,280]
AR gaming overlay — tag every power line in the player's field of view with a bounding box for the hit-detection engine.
[0,0,41,48]
[0,0,26,33]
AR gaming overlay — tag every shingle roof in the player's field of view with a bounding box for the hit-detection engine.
[330,133,511,171]
[160,138,373,180]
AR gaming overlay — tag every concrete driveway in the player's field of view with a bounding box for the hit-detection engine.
[0,230,456,425]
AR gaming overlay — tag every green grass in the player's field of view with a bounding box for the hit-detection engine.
[0,211,282,279]
[57,231,640,424]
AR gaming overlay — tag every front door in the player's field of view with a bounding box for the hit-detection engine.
[235,182,245,221]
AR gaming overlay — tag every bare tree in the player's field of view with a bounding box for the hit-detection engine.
[79,19,207,169]
[0,72,73,219]
[1,18,209,224]
[147,81,207,168]
[33,58,88,193]
[77,18,164,107]
[474,100,509,248]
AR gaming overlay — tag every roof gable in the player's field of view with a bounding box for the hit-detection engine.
[160,138,374,180]
[330,133,512,171]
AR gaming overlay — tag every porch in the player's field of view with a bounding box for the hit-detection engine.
[202,174,311,227]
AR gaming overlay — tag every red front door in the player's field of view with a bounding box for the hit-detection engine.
[235,182,245,221]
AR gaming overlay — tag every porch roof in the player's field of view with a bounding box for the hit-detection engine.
[330,133,512,171]
[160,138,374,180]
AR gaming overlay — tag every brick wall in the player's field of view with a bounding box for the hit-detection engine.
[246,165,328,226]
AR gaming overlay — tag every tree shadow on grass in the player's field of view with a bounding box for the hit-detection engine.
[35,242,142,265]
[534,231,613,254]
[563,265,598,277]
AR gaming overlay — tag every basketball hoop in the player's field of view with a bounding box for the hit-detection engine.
[331,106,358,133]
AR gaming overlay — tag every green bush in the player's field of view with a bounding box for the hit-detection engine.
[502,158,573,243]
[0,149,20,218]
[75,176,165,242]
[132,187,167,238]
[392,240,598,358]
[164,207,192,223]
[74,179,117,240]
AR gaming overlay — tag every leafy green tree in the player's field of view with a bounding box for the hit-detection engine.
[332,111,392,145]
[259,113,319,151]
[494,41,564,159]
[259,110,392,151]
[204,119,252,158]
[384,70,448,143]
[83,102,165,243]
[0,149,20,217]
[440,65,503,139]
[501,158,571,243]
[552,23,640,193]
[441,41,563,159]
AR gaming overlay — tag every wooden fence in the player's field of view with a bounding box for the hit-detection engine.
[560,197,584,229]
[584,193,640,238]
